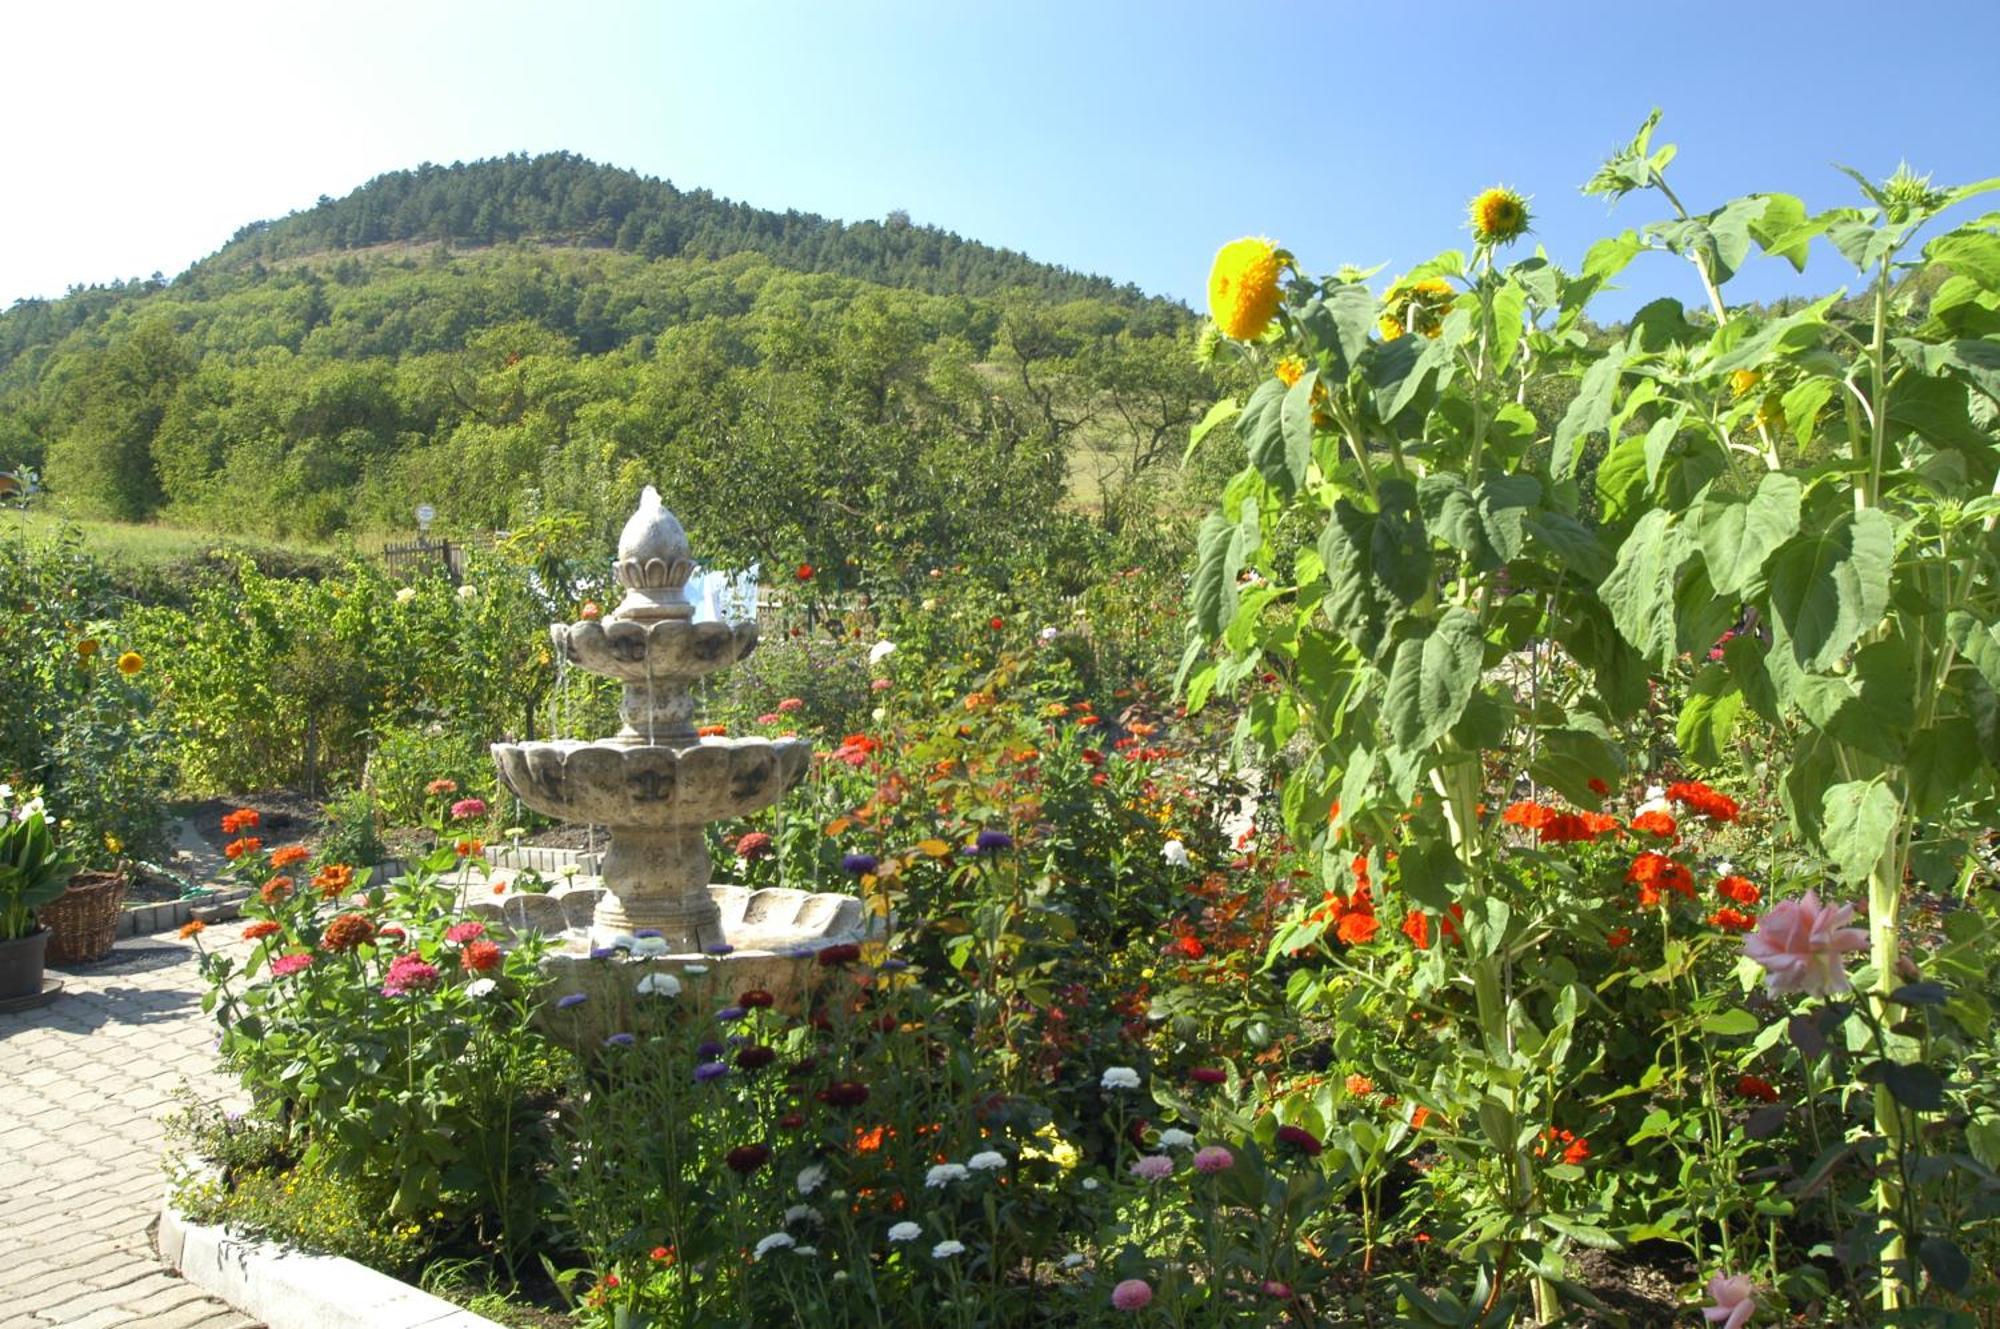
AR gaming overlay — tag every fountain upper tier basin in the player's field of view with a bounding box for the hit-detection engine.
[493,736,810,825]
[553,617,760,684]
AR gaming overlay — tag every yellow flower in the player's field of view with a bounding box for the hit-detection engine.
[77,638,99,660]
[1378,316,1405,342]
[1380,277,1455,341]
[1468,187,1531,246]
[1756,393,1785,433]
[1021,1122,1081,1171]
[1729,369,1762,398]
[103,833,123,855]
[116,651,144,676]
[1208,236,1285,340]
[1274,355,1306,387]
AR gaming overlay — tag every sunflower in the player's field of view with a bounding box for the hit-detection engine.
[1467,187,1532,247]
[116,651,144,676]
[1274,354,1306,387]
[1208,237,1286,340]
[1729,369,1762,398]
[1380,277,1456,341]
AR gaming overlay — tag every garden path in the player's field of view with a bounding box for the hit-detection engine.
[0,930,259,1329]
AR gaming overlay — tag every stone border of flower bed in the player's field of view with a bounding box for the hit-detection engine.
[158,1193,506,1329]
[118,887,252,939]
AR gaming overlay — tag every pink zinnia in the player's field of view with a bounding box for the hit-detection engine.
[736,832,774,861]
[1261,1281,1293,1299]
[383,953,440,996]
[1702,1273,1754,1329]
[1192,1145,1234,1174]
[450,798,488,821]
[1742,890,1869,997]
[269,952,314,978]
[1128,1154,1174,1182]
[777,697,804,713]
[756,713,780,725]
[1110,1279,1153,1312]
[445,920,486,944]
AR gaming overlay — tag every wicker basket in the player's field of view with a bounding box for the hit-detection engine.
[41,871,127,965]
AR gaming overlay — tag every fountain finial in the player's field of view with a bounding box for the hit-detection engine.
[612,486,695,621]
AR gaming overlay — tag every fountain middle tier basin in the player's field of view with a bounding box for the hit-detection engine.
[552,617,761,684]
[492,736,811,825]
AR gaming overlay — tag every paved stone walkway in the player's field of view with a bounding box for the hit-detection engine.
[0,931,260,1329]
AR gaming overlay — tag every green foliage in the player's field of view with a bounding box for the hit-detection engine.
[0,792,76,938]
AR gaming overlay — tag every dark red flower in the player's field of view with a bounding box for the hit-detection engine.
[725,1143,772,1174]
[739,989,776,1009]
[736,1045,777,1071]
[816,943,862,968]
[778,1111,807,1130]
[1736,1073,1780,1103]
[1189,1067,1228,1086]
[818,1081,870,1108]
[1274,1124,1322,1157]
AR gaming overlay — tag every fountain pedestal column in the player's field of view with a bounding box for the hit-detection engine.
[591,825,720,951]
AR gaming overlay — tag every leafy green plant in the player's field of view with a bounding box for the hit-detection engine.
[0,789,76,938]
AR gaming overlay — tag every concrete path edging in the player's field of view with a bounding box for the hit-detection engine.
[158,1198,505,1329]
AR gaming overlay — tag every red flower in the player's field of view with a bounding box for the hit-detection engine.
[816,943,862,968]
[1717,875,1761,906]
[223,837,263,860]
[320,913,376,952]
[1628,852,1694,907]
[1606,926,1633,949]
[1707,906,1758,933]
[1630,810,1677,838]
[735,831,774,861]
[778,1111,807,1129]
[1542,811,1621,843]
[460,940,502,972]
[220,808,261,835]
[1189,1067,1228,1086]
[818,1080,870,1108]
[1736,1073,1779,1103]
[1587,778,1610,795]
[242,920,281,941]
[736,1045,778,1071]
[725,1143,772,1174]
[1273,1124,1322,1157]
[1080,749,1104,766]
[1401,905,1464,950]
[796,563,814,581]
[739,989,776,1008]
[988,616,1005,631]
[650,1246,676,1264]
[1563,1136,1591,1165]
[1667,780,1739,822]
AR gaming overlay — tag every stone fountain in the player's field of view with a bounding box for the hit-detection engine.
[484,487,865,1036]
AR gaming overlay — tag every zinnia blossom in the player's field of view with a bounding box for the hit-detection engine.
[1736,1073,1779,1103]
[1630,810,1677,838]
[460,940,502,972]
[1742,891,1868,997]
[445,920,486,944]
[223,837,262,860]
[1707,907,1758,934]
[382,953,440,996]
[1717,875,1761,905]
[241,920,280,941]
[1192,1145,1234,1174]
[1273,1124,1322,1156]
[725,1144,772,1174]
[320,913,375,951]
[116,651,144,676]
[312,864,353,897]
[425,778,459,796]
[1208,236,1285,339]
[220,808,261,834]
[1128,1155,1174,1182]
[260,876,294,904]
[269,953,313,978]
[178,920,206,939]
[1111,1278,1154,1312]
[1628,852,1694,907]
[1669,781,1740,822]
[735,831,773,861]
[269,845,309,870]
[450,798,488,821]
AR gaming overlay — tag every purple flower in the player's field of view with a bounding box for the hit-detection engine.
[556,992,589,1010]
[1192,1145,1235,1174]
[1128,1154,1174,1182]
[604,1032,636,1048]
[694,1061,729,1083]
[841,853,880,876]
[974,829,1014,854]
[706,942,736,956]
[588,946,617,960]
[880,957,911,972]
[717,1006,748,1022]
[635,928,664,939]
[697,1040,726,1059]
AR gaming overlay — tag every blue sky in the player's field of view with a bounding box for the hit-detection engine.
[3,1,1995,316]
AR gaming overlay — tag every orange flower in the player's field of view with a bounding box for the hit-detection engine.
[1409,1105,1431,1130]
[455,839,485,858]
[697,723,728,737]
[1345,1074,1375,1097]
[1606,926,1633,949]
[270,845,309,870]
[1667,780,1739,822]
[311,863,353,898]
[1627,852,1693,907]
[242,920,281,941]
[1630,810,1677,838]
[223,836,263,860]
[178,920,206,939]
[1707,906,1758,933]
[221,808,261,834]
[321,913,376,952]
[1563,1136,1591,1165]
[461,940,502,972]
[1717,875,1761,906]
[261,876,295,904]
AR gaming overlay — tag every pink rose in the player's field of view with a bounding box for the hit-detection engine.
[1702,1272,1754,1329]
[1110,1278,1152,1311]
[1742,890,1868,997]
[1192,1145,1234,1174]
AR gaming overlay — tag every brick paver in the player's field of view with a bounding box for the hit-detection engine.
[0,932,259,1328]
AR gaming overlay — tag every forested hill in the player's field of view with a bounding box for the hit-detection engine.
[203,153,1171,312]
[0,154,1230,576]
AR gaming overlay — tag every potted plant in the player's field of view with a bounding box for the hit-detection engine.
[0,787,78,1000]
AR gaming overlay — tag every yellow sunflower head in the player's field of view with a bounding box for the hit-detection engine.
[1208,237,1286,341]
[1729,369,1762,398]
[116,650,144,677]
[1378,316,1406,342]
[1274,354,1307,386]
[1468,187,1532,247]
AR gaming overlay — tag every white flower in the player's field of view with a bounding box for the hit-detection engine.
[636,971,681,998]
[394,586,417,604]
[924,1163,969,1187]
[871,706,886,723]
[456,583,477,600]
[558,864,580,879]
[966,1150,1008,1172]
[1061,1252,1086,1269]
[887,1221,922,1243]
[1161,839,1190,869]
[1039,626,1059,642]
[753,1231,795,1259]
[1080,1177,1100,1191]
[1637,784,1671,818]
[15,795,45,823]
[784,1204,821,1225]
[1157,1128,1195,1150]
[868,640,897,665]
[631,935,669,957]
[1100,1066,1142,1091]
[931,1240,965,1259]
[1715,858,1735,876]
[608,931,639,950]
[681,963,710,976]
[464,978,498,999]
[796,1164,827,1195]
[791,1245,818,1256]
